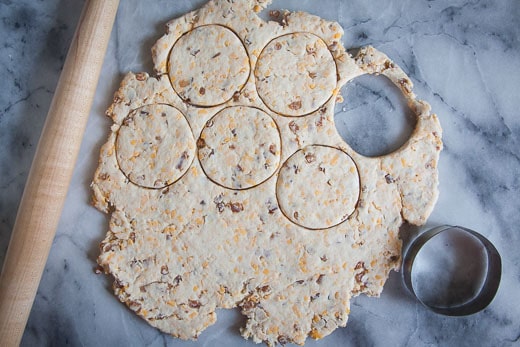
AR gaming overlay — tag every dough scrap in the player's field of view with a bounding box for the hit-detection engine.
[92,0,442,346]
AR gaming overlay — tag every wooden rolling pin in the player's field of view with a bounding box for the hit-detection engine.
[0,1,120,345]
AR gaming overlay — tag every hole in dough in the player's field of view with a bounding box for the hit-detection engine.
[335,74,416,157]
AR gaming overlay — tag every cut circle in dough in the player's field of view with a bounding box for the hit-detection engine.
[255,32,337,117]
[198,106,281,189]
[168,25,250,107]
[276,145,360,229]
[116,104,195,189]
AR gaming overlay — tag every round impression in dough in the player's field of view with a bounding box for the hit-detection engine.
[198,106,281,189]
[168,24,250,107]
[116,104,195,189]
[276,145,360,229]
[255,32,337,117]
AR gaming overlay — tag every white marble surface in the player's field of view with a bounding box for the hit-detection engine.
[1,0,519,346]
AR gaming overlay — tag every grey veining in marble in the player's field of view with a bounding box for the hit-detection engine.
[1,0,519,346]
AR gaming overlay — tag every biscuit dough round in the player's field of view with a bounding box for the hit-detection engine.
[93,1,443,346]
[198,106,281,189]
[116,104,195,189]
[276,145,360,229]
[255,32,337,116]
[168,25,250,107]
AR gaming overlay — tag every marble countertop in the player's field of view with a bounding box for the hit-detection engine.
[1,0,519,346]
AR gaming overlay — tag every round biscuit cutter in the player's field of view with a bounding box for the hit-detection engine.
[402,225,501,316]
